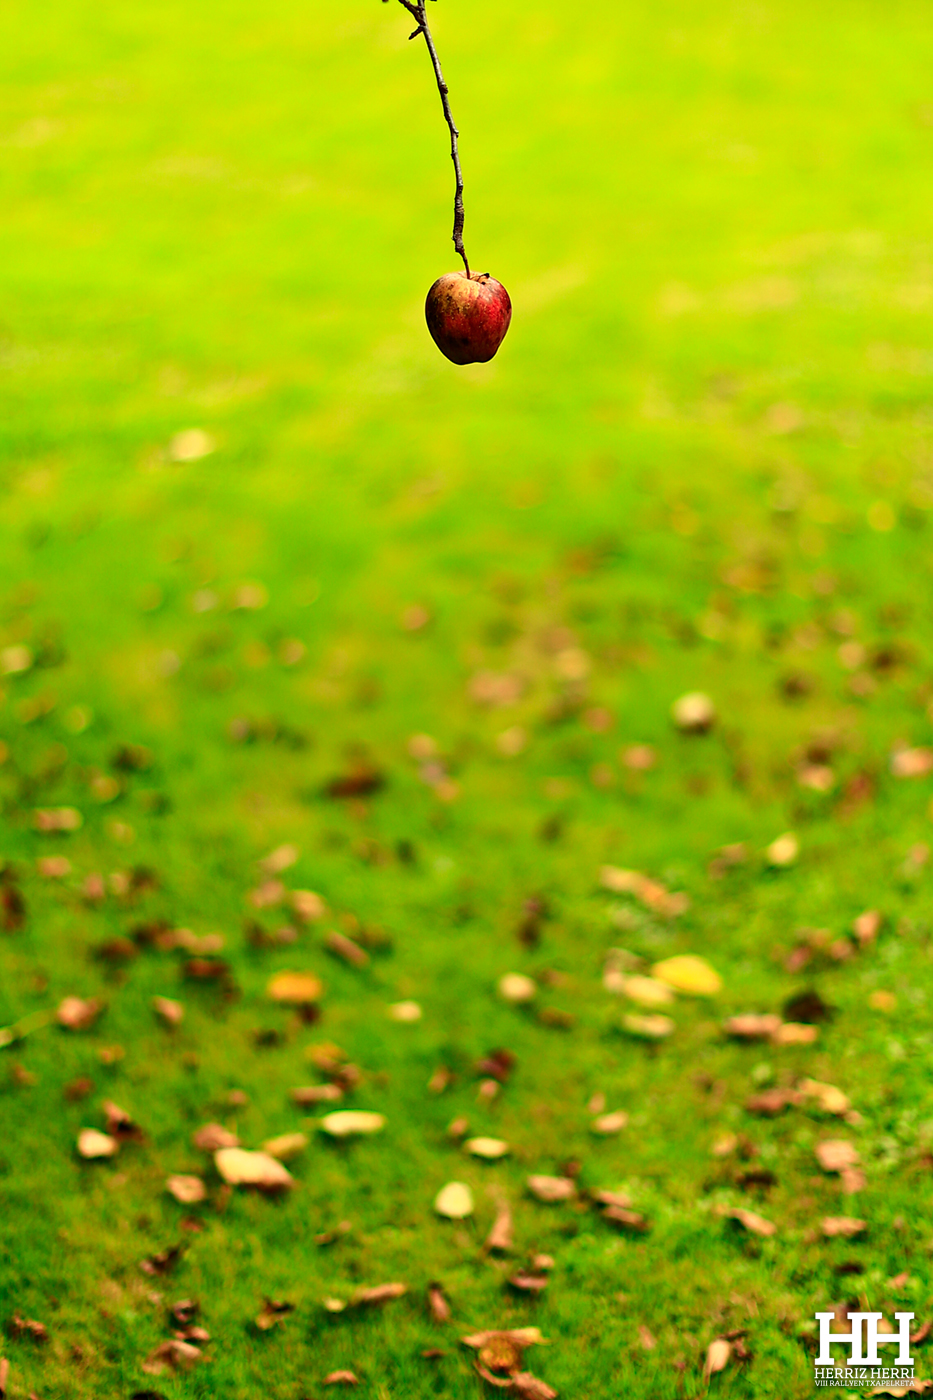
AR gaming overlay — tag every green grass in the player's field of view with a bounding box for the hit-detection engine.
[3,0,933,1395]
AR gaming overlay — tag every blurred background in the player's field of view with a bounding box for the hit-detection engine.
[4,4,933,1394]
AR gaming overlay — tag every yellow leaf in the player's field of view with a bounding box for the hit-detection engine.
[435,1181,474,1218]
[651,955,722,996]
[267,971,323,1003]
[214,1148,294,1189]
[318,1111,385,1138]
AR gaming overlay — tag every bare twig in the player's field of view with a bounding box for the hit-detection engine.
[384,0,470,275]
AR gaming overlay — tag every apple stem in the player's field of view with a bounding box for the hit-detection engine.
[388,0,471,276]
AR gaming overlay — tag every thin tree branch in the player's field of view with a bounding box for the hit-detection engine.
[385,0,470,275]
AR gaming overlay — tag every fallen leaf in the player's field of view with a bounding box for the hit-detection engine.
[152,996,184,1026]
[891,747,933,778]
[821,1216,866,1237]
[508,1272,549,1293]
[166,1176,207,1204]
[798,1078,850,1115]
[325,930,369,968]
[602,1206,649,1232]
[9,1314,47,1344]
[720,1206,777,1237]
[142,1340,203,1375]
[622,1012,674,1039]
[214,1148,293,1190]
[704,1337,732,1377]
[466,1137,510,1159]
[638,1325,656,1349]
[852,909,883,947]
[766,832,799,867]
[0,1357,7,1398]
[476,1048,516,1082]
[600,867,689,917]
[57,996,104,1031]
[619,975,675,1008]
[745,1088,798,1116]
[323,1372,359,1386]
[724,1013,782,1040]
[671,691,716,733]
[37,856,71,879]
[772,1021,819,1044]
[591,1111,629,1135]
[315,1220,352,1246]
[318,1111,385,1138]
[499,973,537,1004]
[435,1182,474,1218]
[261,1132,308,1161]
[870,990,897,1013]
[192,1124,238,1152]
[651,955,722,996]
[592,1188,633,1208]
[389,1000,422,1022]
[485,1201,514,1252]
[291,1084,343,1105]
[816,1140,860,1173]
[77,1128,117,1159]
[255,1298,294,1331]
[291,890,326,922]
[354,1282,407,1306]
[139,1244,184,1276]
[428,1282,451,1323]
[841,1166,867,1193]
[463,1328,545,1352]
[527,1175,576,1203]
[267,970,323,1003]
[508,1373,558,1399]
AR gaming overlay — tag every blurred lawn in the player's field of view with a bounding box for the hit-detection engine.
[3,1,933,1396]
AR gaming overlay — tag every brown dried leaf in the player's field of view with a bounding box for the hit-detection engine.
[721,1206,777,1237]
[772,1021,819,1045]
[745,1088,798,1116]
[214,1148,293,1190]
[139,1244,183,1276]
[291,1083,343,1106]
[638,1325,656,1350]
[323,1372,359,1386]
[510,1374,559,1399]
[602,1205,649,1232]
[527,1175,576,1203]
[724,1013,782,1040]
[141,1340,202,1375]
[427,1283,451,1323]
[591,1110,629,1135]
[508,1272,549,1294]
[9,1315,47,1344]
[192,1123,239,1152]
[821,1216,866,1238]
[152,996,184,1026]
[353,1282,407,1306]
[325,930,369,968]
[166,1176,207,1205]
[704,1337,732,1377]
[255,1298,294,1331]
[593,1188,633,1209]
[267,970,323,1004]
[798,1078,850,1115]
[485,1201,514,1253]
[57,996,104,1031]
[816,1140,860,1173]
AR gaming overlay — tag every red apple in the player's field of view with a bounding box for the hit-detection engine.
[425,271,512,365]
